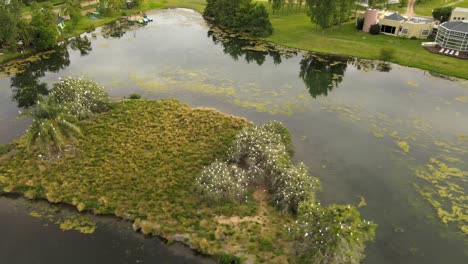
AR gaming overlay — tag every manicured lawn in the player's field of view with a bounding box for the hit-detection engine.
[264,11,467,79]
[0,100,294,263]
[414,0,468,16]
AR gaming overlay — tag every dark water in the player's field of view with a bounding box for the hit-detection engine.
[0,8,467,264]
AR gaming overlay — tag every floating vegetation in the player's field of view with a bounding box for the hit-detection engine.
[407,80,420,88]
[372,132,384,138]
[397,141,410,153]
[358,195,368,208]
[128,67,308,115]
[415,158,468,235]
[455,96,468,103]
[57,216,96,234]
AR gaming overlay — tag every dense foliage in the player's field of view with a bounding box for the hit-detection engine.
[204,0,273,37]
[294,202,377,264]
[30,3,59,50]
[195,161,249,203]
[369,24,380,35]
[305,0,355,29]
[432,6,454,23]
[49,77,111,119]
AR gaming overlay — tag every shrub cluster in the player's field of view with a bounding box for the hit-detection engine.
[294,202,377,264]
[49,77,111,120]
[195,161,249,204]
[271,162,320,214]
[369,24,380,35]
[197,121,318,214]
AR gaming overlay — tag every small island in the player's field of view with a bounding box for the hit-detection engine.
[0,78,376,264]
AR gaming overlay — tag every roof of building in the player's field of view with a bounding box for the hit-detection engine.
[441,21,468,33]
[453,7,468,13]
[384,12,406,21]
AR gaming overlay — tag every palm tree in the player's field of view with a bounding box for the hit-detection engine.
[22,96,82,154]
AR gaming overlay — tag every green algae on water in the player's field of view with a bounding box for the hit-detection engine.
[396,141,410,153]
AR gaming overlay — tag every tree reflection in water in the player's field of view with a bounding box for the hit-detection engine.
[207,26,392,99]
[207,29,283,66]
[69,35,92,56]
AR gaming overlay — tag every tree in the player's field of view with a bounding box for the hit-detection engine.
[0,0,22,50]
[30,4,58,50]
[99,0,122,17]
[271,0,284,15]
[294,202,377,264]
[306,0,337,29]
[49,77,111,119]
[367,0,387,9]
[22,96,82,154]
[63,0,82,26]
[204,0,273,37]
[432,6,454,23]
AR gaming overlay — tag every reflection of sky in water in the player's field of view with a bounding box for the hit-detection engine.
[0,8,468,264]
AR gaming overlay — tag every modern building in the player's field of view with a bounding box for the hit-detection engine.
[450,7,468,22]
[435,21,468,51]
[379,12,436,39]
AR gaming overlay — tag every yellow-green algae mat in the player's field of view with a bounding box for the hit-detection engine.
[0,100,294,263]
[318,99,468,237]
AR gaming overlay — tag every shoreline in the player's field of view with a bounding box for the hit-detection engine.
[1,3,467,79]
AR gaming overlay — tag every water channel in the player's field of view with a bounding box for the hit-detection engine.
[0,8,467,264]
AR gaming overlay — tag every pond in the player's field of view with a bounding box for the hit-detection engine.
[0,8,467,264]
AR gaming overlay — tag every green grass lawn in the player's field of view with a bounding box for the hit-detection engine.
[414,0,468,16]
[0,99,294,263]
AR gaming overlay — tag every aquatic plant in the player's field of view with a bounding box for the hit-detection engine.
[49,77,110,120]
[21,95,82,153]
[294,202,377,264]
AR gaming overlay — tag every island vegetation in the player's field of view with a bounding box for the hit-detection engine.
[0,77,376,263]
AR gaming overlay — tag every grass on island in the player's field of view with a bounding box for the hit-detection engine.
[0,100,294,263]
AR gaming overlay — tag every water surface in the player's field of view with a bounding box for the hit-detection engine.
[0,8,467,264]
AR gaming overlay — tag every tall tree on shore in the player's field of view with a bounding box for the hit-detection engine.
[63,0,82,26]
[30,4,59,50]
[0,0,22,50]
[306,0,336,29]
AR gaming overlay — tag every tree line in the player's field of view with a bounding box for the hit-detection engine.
[304,0,387,29]
[0,0,141,54]
[204,0,273,37]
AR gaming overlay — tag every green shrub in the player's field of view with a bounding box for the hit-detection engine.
[49,77,111,120]
[380,47,395,62]
[262,121,294,157]
[369,24,380,35]
[195,161,249,203]
[294,202,377,264]
[129,93,142,99]
[271,163,320,215]
[216,252,241,264]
